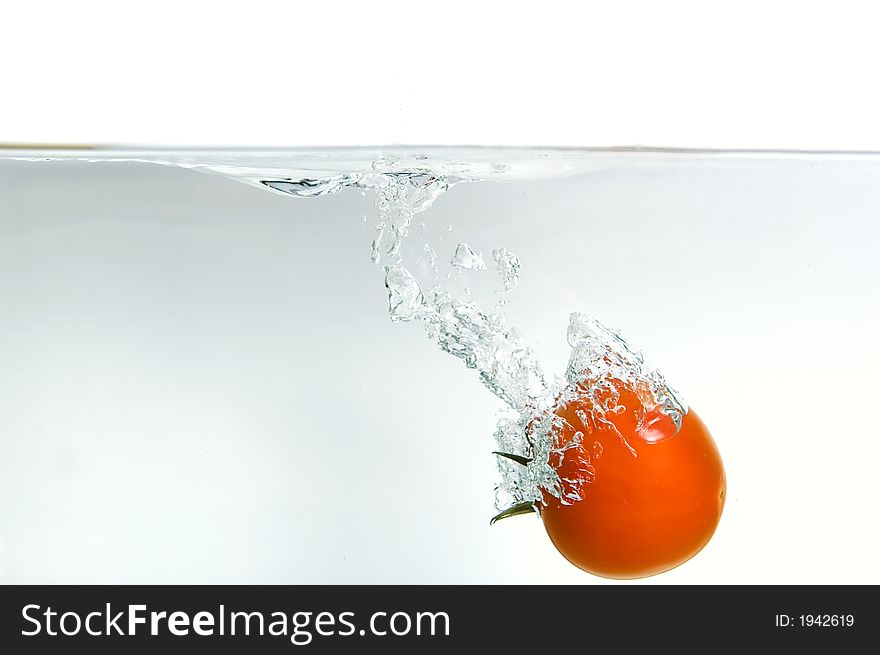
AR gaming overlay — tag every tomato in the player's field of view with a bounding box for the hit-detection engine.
[539,385,726,579]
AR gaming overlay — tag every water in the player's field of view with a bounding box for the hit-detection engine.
[257,165,685,513]
[1,147,879,583]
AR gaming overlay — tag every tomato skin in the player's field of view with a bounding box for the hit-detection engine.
[540,388,726,579]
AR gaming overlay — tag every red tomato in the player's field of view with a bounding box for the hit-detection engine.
[539,385,726,579]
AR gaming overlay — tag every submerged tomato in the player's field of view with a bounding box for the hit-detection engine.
[540,386,726,579]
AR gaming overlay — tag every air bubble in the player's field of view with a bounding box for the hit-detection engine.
[450,243,486,270]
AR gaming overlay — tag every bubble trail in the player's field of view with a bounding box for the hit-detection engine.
[266,165,686,511]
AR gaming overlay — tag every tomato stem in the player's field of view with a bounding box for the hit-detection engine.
[492,451,532,466]
[490,502,537,525]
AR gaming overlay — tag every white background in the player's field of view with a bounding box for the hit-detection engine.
[2,0,880,150]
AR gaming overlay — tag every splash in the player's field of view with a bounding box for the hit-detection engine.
[254,163,688,512]
[0,149,688,514]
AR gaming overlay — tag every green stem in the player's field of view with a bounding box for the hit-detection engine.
[492,451,532,466]
[490,502,537,525]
